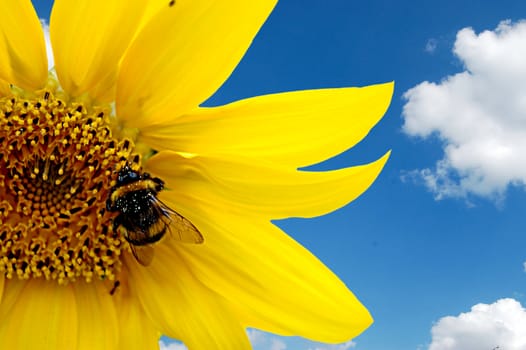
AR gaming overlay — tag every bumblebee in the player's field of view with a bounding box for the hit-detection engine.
[106,164,203,266]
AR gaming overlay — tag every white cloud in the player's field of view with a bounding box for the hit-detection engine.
[402,20,526,200]
[159,330,356,350]
[307,340,356,350]
[249,329,357,350]
[425,38,438,53]
[159,330,289,350]
[248,329,288,350]
[40,19,54,70]
[159,339,187,350]
[270,339,287,350]
[247,329,267,345]
[428,298,526,350]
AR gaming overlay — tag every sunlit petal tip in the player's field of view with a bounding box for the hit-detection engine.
[0,0,47,90]
[140,82,394,168]
[168,210,373,343]
[333,298,374,341]
[146,150,390,220]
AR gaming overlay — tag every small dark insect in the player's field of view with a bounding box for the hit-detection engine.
[106,164,203,266]
[109,280,120,295]
[169,0,175,6]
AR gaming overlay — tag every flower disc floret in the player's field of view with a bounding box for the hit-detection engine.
[0,90,140,284]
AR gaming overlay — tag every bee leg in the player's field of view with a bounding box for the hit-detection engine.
[153,177,164,191]
[106,196,116,211]
[109,280,120,295]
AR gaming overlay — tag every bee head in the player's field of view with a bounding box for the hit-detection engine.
[117,164,141,185]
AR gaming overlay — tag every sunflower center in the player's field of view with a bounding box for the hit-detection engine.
[0,90,139,284]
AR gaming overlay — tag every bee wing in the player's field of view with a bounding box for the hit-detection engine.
[168,210,204,244]
[157,199,204,244]
[130,244,154,266]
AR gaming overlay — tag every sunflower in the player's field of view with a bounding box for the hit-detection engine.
[0,0,393,349]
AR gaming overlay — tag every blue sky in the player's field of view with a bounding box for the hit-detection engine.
[219,1,526,349]
[33,1,526,349]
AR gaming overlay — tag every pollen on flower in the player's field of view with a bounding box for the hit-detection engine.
[0,90,142,285]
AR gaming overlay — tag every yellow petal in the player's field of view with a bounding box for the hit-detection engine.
[146,151,389,219]
[116,0,277,127]
[0,275,4,303]
[50,0,148,101]
[126,246,251,350]
[0,279,78,349]
[72,281,119,350]
[165,203,373,343]
[0,80,12,96]
[140,83,394,168]
[115,284,159,350]
[0,278,25,319]
[0,0,47,90]
[138,0,173,31]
